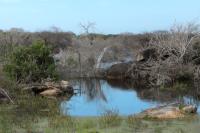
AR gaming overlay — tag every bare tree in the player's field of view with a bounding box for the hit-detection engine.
[150,22,200,63]
[130,22,200,87]
[79,21,96,45]
[79,21,96,34]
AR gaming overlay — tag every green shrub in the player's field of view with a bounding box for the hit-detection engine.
[160,82,189,92]
[170,82,188,92]
[176,70,193,82]
[3,40,58,83]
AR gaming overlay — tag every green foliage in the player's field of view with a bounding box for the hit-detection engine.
[160,82,189,92]
[0,43,14,63]
[3,40,58,83]
[170,82,188,92]
[179,104,185,110]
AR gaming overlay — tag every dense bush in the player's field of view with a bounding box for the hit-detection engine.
[3,40,57,83]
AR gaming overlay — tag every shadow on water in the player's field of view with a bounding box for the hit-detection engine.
[60,78,200,116]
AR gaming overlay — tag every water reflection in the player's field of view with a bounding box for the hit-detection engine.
[61,79,158,116]
[60,79,200,116]
[81,79,107,102]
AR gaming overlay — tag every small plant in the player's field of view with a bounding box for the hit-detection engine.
[154,126,163,133]
[178,103,185,110]
[126,115,147,132]
[3,40,58,83]
[49,115,77,133]
[98,109,122,128]
[174,128,186,133]
[80,119,96,130]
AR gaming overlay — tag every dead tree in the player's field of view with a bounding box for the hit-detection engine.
[79,21,96,45]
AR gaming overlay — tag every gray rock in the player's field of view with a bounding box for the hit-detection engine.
[137,103,197,119]
[106,63,132,79]
[182,105,197,114]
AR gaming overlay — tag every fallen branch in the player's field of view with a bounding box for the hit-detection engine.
[0,88,14,104]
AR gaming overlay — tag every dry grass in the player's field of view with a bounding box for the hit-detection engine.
[98,109,123,128]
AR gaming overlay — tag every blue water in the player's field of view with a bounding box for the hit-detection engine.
[60,80,159,116]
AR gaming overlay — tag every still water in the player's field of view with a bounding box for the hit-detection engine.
[60,79,200,116]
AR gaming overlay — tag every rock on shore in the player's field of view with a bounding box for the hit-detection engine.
[24,80,74,98]
[137,103,197,119]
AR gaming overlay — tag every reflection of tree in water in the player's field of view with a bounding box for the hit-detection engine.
[73,78,200,107]
[107,78,200,106]
[81,78,107,102]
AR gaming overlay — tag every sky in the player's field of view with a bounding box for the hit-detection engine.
[0,0,200,34]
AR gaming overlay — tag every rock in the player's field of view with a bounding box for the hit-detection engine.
[27,85,50,95]
[106,63,132,79]
[144,106,184,119]
[24,80,74,97]
[136,53,144,62]
[137,103,197,119]
[95,45,135,78]
[40,88,62,97]
[182,105,197,114]
[136,48,157,62]
[60,80,69,87]
[60,80,73,93]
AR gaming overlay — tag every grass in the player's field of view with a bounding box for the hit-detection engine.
[0,103,200,133]
[98,109,123,128]
[126,115,148,132]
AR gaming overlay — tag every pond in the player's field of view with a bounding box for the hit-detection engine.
[60,79,200,116]
[1,78,200,133]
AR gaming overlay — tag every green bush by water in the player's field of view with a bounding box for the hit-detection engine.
[3,40,58,83]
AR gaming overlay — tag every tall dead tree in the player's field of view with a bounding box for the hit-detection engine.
[79,21,96,45]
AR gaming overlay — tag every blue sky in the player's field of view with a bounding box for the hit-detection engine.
[0,0,200,34]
